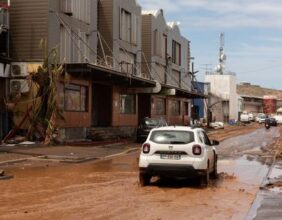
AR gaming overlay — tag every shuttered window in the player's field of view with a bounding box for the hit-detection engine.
[120,94,136,114]
[61,0,91,24]
[120,9,138,45]
[155,98,166,115]
[63,84,88,112]
[170,100,180,116]
[172,40,181,65]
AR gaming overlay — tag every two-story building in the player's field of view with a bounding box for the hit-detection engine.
[5,0,206,142]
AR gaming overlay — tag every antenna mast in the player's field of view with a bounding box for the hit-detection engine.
[216,32,226,75]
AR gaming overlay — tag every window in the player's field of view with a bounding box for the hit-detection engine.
[170,100,180,116]
[162,34,167,59]
[63,84,88,112]
[155,98,166,115]
[150,130,194,144]
[172,40,181,65]
[120,94,136,114]
[120,9,138,44]
[201,131,211,145]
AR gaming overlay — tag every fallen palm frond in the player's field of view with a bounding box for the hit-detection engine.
[29,47,67,144]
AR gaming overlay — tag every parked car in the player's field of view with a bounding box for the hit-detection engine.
[136,117,168,143]
[273,114,282,124]
[138,126,219,187]
[256,113,266,124]
[248,113,255,121]
[266,117,278,126]
[240,112,250,123]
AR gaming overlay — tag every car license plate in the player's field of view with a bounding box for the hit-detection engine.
[160,154,181,160]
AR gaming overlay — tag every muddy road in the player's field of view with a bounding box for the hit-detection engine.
[0,126,280,220]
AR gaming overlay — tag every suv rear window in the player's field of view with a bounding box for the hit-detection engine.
[149,130,194,144]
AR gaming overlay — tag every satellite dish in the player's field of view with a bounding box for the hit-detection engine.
[220,53,226,61]
[214,64,221,71]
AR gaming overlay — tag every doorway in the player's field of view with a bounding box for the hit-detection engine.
[138,94,151,123]
[92,84,112,127]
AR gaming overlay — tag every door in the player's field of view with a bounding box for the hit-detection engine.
[138,94,151,123]
[198,130,214,172]
[92,84,112,127]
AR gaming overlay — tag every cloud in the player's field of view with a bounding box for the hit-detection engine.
[138,0,282,29]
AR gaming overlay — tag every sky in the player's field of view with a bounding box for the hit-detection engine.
[138,0,282,90]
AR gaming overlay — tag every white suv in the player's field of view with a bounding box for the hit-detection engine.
[138,126,219,187]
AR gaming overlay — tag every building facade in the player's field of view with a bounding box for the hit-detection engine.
[4,0,206,141]
[205,73,238,122]
[141,10,195,126]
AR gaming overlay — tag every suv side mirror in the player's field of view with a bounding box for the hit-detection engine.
[210,140,219,146]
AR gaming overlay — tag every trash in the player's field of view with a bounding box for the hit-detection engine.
[18,141,36,145]
[210,122,224,129]
[0,170,13,180]
[0,170,4,176]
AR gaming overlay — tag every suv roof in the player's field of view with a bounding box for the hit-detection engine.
[150,126,202,132]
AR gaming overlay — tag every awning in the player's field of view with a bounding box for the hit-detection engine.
[65,63,156,88]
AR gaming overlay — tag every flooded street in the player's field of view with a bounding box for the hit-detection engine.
[0,126,280,220]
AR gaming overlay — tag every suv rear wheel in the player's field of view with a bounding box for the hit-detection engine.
[210,154,218,179]
[200,162,210,187]
[139,172,151,186]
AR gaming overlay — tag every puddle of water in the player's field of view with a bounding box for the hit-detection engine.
[218,155,269,185]
[91,153,138,172]
[217,127,280,156]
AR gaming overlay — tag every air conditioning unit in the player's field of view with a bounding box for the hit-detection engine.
[11,62,28,77]
[10,79,30,94]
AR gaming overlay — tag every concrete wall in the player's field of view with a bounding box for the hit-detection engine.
[205,74,238,121]
[209,95,224,122]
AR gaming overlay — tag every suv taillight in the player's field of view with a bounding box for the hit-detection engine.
[142,143,150,154]
[192,144,202,155]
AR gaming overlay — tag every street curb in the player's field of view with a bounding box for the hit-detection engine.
[0,147,140,165]
[0,158,32,166]
[104,147,139,159]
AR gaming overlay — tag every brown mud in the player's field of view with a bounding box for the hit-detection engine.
[0,124,280,220]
